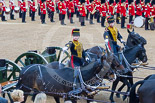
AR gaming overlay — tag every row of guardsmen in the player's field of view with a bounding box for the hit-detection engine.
[0,0,155,30]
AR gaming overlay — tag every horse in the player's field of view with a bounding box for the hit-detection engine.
[129,74,155,103]
[16,51,114,103]
[44,46,125,103]
[109,29,148,103]
[126,29,147,48]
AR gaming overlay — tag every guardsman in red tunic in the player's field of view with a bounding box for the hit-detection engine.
[9,0,16,20]
[121,0,126,28]
[76,1,80,17]
[46,0,50,18]
[135,0,142,17]
[49,0,55,22]
[100,0,106,27]
[40,0,46,24]
[116,0,121,24]
[141,0,145,17]
[109,0,114,16]
[27,0,32,17]
[1,0,7,21]
[150,1,155,22]
[79,0,86,26]
[21,0,26,23]
[128,0,135,23]
[37,0,41,15]
[96,0,101,23]
[144,0,151,30]
[89,0,95,24]
[18,0,22,18]
[59,0,67,25]
[31,0,36,21]
[68,0,75,23]
[85,0,89,20]
[58,0,62,20]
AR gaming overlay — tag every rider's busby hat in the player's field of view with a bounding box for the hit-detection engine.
[101,0,105,4]
[107,16,115,23]
[109,0,114,4]
[136,0,140,5]
[145,0,150,4]
[128,0,133,4]
[72,29,80,36]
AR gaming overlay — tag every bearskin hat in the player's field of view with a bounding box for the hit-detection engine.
[101,0,105,4]
[115,0,119,3]
[151,0,155,5]
[136,0,140,5]
[80,0,85,4]
[128,0,133,4]
[145,0,150,4]
[121,0,125,3]
[109,0,114,4]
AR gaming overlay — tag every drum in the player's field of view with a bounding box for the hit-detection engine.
[5,8,10,15]
[14,7,20,13]
[127,23,133,29]
[134,16,145,28]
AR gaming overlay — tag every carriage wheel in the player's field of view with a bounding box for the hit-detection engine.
[42,47,71,64]
[1,59,21,82]
[15,52,48,67]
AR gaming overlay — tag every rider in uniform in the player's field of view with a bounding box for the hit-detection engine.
[63,28,88,94]
[103,16,125,59]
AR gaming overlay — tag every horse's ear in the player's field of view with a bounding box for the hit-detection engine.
[132,28,134,32]
[127,29,131,34]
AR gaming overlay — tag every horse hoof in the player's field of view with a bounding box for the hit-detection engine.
[116,93,120,98]
[122,95,127,101]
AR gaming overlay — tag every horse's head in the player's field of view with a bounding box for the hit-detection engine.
[126,29,147,47]
[136,44,147,63]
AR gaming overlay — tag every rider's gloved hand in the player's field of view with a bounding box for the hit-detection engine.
[85,57,90,62]
[63,47,68,52]
[105,39,109,44]
[120,39,125,44]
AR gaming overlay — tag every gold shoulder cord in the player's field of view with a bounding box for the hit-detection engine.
[73,41,83,58]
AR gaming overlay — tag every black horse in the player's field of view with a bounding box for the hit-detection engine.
[16,52,115,103]
[129,74,155,103]
[109,29,148,103]
[45,46,126,103]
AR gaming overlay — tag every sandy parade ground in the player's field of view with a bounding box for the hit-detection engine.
[0,1,155,102]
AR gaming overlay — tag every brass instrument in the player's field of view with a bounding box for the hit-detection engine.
[149,16,154,24]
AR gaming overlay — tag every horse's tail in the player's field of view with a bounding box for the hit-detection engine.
[129,80,145,103]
